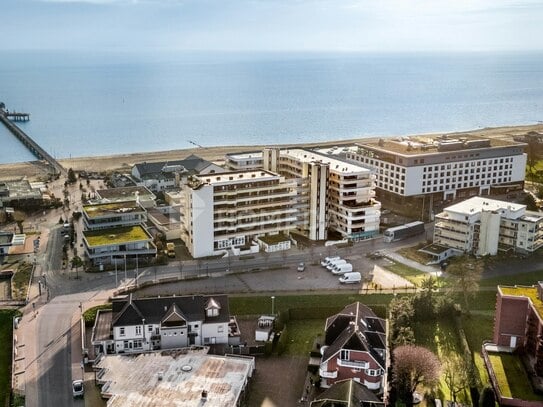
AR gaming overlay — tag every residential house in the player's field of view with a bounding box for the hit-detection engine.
[91,294,237,355]
[319,302,387,392]
[131,155,224,192]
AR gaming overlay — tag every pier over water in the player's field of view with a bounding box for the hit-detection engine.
[0,103,66,176]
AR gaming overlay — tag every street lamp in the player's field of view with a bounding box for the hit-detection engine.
[271,296,275,316]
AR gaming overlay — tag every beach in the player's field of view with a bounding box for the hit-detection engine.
[1,123,542,181]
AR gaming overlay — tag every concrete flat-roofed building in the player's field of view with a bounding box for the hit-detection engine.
[93,348,254,407]
[346,135,526,217]
[224,151,263,170]
[183,169,300,258]
[95,186,156,209]
[131,154,224,192]
[264,148,380,241]
[434,196,543,256]
[82,225,156,265]
[82,201,147,231]
[0,179,43,207]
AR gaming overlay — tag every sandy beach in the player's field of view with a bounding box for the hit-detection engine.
[1,123,542,180]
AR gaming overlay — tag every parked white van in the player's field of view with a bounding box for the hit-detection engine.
[331,263,353,275]
[327,259,347,270]
[339,272,362,284]
[321,256,340,267]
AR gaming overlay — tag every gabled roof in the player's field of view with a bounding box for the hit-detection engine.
[322,302,386,368]
[161,303,187,327]
[205,297,221,310]
[310,379,384,407]
[112,294,145,326]
[111,294,230,327]
[133,155,213,179]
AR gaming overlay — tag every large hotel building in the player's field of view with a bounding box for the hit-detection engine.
[345,135,526,217]
[182,148,380,258]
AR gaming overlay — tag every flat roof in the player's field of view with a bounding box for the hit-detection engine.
[83,225,151,247]
[92,309,113,343]
[83,201,144,218]
[445,196,525,215]
[225,151,263,160]
[356,135,524,156]
[0,233,13,245]
[499,285,543,320]
[96,186,155,202]
[283,148,371,174]
[95,350,254,407]
[197,170,280,185]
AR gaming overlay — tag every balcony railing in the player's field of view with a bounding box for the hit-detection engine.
[337,359,368,369]
[319,367,338,379]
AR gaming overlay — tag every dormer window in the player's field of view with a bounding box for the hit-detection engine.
[207,308,219,317]
[205,297,221,317]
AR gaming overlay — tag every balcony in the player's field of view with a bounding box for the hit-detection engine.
[337,359,369,370]
[319,367,338,379]
[364,379,381,390]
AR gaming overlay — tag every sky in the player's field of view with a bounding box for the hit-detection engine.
[1,0,543,52]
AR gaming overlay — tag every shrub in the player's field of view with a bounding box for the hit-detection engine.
[83,304,112,326]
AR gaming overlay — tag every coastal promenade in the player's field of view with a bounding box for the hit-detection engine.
[0,104,66,177]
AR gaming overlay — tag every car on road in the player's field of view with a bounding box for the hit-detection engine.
[72,380,84,398]
[297,262,306,272]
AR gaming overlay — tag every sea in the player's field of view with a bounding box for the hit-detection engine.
[1,50,543,164]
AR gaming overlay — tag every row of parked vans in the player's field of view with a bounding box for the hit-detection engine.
[320,256,361,284]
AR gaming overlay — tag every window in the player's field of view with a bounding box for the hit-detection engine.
[136,326,142,335]
[120,327,125,337]
[340,349,350,360]
[218,325,224,333]
[148,325,153,332]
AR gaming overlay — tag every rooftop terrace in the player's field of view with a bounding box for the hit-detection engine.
[94,349,254,407]
[500,286,543,319]
[83,201,144,218]
[83,225,151,247]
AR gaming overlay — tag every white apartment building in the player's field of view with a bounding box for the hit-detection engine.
[434,196,543,256]
[224,151,263,170]
[183,170,300,258]
[263,148,381,241]
[346,135,526,211]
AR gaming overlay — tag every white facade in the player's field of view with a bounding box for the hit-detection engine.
[264,148,381,241]
[224,151,264,170]
[82,201,147,230]
[346,136,527,200]
[434,197,543,256]
[183,170,300,258]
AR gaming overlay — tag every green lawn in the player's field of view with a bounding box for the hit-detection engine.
[461,314,494,385]
[488,353,543,401]
[229,293,393,316]
[283,319,325,356]
[0,309,17,407]
[481,269,543,288]
[384,263,428,286]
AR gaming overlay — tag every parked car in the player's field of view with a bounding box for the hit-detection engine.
[327,259,347,270]
[72,379,84,398]
[321,256,340,267]
[339,272,362,284]
[297,262,306,272]
[331,263,353,275]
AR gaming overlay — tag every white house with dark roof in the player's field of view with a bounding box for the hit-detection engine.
[92,294,236,355]
[319,302,387,392]
[131,155,224,192]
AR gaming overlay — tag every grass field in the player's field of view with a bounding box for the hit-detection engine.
[488,353,543,400]
[384,263,428,286]
[0,309,17,407]
[283,319,325,356]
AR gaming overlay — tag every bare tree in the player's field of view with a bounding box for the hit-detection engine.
[393,345,441,407]
[443,353,470,403]
[446,255,483,314]
[13,211,26,234]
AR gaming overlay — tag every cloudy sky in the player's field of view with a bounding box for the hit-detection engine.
[2,0,543,52]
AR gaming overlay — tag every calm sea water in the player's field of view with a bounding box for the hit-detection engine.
[1,51,543,164]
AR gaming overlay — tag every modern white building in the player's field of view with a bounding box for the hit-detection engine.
[346,135,526,216]
[82,225,157,266]
[263,148,381,241]
[82,201,147,231]
[91,294,237,354]
[434,196,543,256]
[224,151,264,170]
[182,170,300,258]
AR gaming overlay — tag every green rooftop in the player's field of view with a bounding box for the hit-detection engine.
[83,226,150,247]
[500,285,543,319]
[258,233,290,245]
[83,201,143,218]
